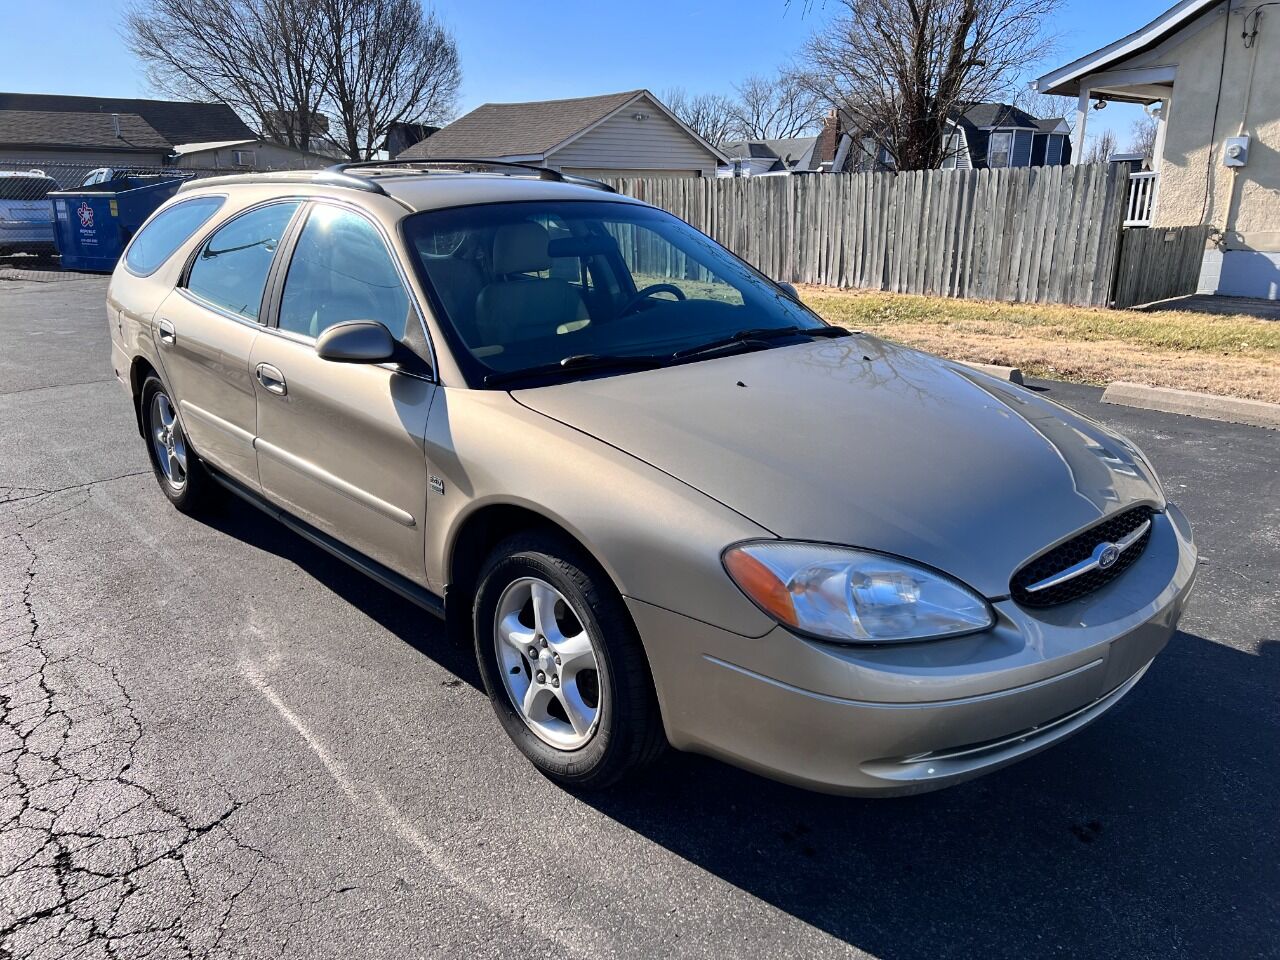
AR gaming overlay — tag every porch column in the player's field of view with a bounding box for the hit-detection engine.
[1074,86,1091,164]
[1152,99,1170,171]
[1150,97,1171,225]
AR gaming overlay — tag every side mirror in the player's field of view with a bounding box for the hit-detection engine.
[776,281,800,302]
[316,320,396,363]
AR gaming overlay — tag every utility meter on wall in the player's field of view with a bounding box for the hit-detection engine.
[1224,135,1250,168]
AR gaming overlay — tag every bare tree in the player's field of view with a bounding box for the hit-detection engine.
[318,0,460,161]
[799,0,1062,170]
[1013,88,1076,121]
[662,88,739,146]
[1084,128,1118,164]
[126,0,460,160]
[126,0,332,150]
[1129,115,1158,160]
[729,73,824,140]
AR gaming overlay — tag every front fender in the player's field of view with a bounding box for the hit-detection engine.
[424,387,777,638]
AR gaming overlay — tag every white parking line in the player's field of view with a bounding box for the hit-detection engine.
[240,659,599,958]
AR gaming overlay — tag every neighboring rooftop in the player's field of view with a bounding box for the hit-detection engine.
[0,109,171,153]
[721,136,821,172]
[956,103,1045,130]
[0,92,256,147]
[398,90,643,160]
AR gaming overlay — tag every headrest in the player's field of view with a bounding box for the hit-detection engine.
[492,221,551,275]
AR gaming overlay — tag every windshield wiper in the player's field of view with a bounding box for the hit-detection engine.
[484,352,668,387]
[670,324,851,360]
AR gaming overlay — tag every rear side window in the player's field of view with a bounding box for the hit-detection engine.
[186,202,300,320]
[278,204,409,340]
[124,197,225,276]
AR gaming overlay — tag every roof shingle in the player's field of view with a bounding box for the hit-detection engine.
[0,93,256,146]
[397,90,643,160]
[0,110,170,152]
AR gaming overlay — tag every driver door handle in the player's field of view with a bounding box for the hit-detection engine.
[256,363,287,397]
[157,318,176,345]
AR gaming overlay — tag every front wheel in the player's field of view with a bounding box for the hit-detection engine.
[473,532,666,790]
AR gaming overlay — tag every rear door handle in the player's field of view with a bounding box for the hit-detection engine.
[255,363,287,396]
[156,318,176,345]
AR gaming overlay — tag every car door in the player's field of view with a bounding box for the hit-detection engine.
[250,200,436,581]
[153,200,302,488]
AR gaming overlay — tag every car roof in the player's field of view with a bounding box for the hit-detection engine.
[177,166,647,214]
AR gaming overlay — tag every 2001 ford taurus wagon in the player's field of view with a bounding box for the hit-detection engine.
[107,161,1197,795]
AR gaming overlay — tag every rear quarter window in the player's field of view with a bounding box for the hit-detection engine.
[124,196,226,276]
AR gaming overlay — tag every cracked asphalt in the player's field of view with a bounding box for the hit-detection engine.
[1,276,1277,960]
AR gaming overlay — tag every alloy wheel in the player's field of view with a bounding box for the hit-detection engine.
[493,577,602,750]
[149,392,188,491]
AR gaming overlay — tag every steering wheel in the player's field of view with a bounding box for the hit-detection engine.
[618,283,687,317]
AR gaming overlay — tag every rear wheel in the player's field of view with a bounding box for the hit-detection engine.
[140,374,215,513]
[473,532,666,789]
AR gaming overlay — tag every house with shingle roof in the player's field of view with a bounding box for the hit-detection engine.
[717,136,823,177]
[0,92,334,178]
[841,102,1073,173]
[397,90,728,178]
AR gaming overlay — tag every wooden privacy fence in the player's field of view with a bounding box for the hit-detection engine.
[602,164,1131,308]
[1112,225,1213,308]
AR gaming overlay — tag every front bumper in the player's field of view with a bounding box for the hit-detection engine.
[630,503,1197,796]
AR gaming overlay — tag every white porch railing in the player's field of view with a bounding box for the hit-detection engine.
[1124,171,1159,227]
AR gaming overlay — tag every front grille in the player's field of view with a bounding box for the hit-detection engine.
[1011,506,1156,608]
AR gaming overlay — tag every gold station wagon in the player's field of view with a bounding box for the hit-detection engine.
[108,161,1196,795]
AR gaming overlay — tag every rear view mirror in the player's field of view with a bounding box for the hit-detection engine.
[316,320,396,363]
[776,281,801,302]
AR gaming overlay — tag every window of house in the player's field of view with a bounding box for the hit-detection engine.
[278,204,410,340]
[988,131,1013,168]
[186,201,300,320]
[1046,134,1064,166]
[942,133,963,169]
[233,150,256,167]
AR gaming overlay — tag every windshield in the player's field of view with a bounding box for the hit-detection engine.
[402,200,830,386]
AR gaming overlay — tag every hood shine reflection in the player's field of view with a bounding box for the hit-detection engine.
[514,336,1164,598]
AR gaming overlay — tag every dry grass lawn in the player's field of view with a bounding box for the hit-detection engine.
[799,286,1280,403]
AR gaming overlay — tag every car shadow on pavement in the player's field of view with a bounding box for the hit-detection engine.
[581,631,1279,960]
[198,500,1276,957]
[198,498,484,691]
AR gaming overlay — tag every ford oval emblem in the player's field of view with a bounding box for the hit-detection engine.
[1096,543,1121,570]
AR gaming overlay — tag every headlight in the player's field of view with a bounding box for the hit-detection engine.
[723,541,994,644]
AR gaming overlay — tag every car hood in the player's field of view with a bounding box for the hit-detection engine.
[511,336,1165,598]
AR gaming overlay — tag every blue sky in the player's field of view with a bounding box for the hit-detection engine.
[2,0,1159,148]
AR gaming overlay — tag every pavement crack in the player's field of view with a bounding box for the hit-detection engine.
[0,530,302,958]
[0,471,148,511]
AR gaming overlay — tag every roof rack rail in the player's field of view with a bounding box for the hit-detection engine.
[325,158,617,194]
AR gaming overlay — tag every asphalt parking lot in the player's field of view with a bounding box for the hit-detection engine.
[2,275,1277,960]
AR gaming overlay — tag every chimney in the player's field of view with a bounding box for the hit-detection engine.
[815,108,839,166]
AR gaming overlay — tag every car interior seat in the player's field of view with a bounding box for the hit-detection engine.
[474,221,587,348]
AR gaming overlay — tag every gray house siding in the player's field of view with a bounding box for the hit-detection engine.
[1011,130,1034,167]
[548,96,718,176]
[1044,134,1065,166]
[0,147,169,173]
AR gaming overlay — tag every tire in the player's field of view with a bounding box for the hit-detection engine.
[139,374,216,514]
[473,532,666,790]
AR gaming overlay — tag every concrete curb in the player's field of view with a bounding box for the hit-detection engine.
[960,361,1024,385]
[1102,382,1280,430]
